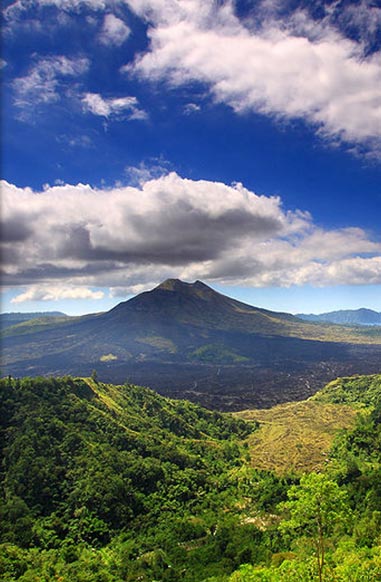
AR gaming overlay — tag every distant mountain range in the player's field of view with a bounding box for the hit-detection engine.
[2,279,381,409]
[297,308,381,326]
[0,311,68,330]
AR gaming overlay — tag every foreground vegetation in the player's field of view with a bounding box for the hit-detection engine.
[0,374,381,581]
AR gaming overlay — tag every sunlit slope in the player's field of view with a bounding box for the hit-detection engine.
[311,373,381,407]
[236,400,357,474]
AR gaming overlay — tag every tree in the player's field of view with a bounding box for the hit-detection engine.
[279,473,350,582]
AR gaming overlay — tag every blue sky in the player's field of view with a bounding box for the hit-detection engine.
[1,0,381,315]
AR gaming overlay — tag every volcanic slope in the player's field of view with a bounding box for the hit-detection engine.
[0,311,69,330]
[2,279,381,409]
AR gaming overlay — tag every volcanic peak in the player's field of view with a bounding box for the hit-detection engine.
[155,278,210,293]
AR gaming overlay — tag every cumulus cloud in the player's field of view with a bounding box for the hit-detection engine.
[125,0,381,150]
[99,13,130,46]
[1,173,380,297]
[11,286,104,303]
[205,233,381,288]
[13,55,89,112]
[82,92,146,119]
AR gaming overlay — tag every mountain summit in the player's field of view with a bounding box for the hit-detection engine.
[126,278,225,307]
[156,278,210,292]
[127,277,220,308]
[107,278,297,330]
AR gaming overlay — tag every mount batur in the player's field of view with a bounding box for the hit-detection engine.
[2,279,381,410]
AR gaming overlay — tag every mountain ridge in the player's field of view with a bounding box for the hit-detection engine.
[297,307,381,326]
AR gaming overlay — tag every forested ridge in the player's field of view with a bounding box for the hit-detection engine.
[1,374,381,581]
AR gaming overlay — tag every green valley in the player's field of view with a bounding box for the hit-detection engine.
[1,373,381,581]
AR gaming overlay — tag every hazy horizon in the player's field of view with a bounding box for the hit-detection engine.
[2,279,381,317]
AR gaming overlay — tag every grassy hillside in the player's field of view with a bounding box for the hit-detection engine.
[235,400,357,475]
[226,376,381,581]
[312,373,381,407]
[234,374,381,475]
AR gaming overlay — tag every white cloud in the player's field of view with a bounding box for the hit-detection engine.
[125,0,381,150]
[99,13,130,46]
[13,55,90,110]
[4,0,110,21]
[12,57,145,123]
[6,0,381,150]
[67,135,93,148]
[206,232,381,289]
[184,102,201,114]
[251,255,381,288]
[82,92,147,119]
[11,286,105,303]
[1,173,380,295]
[124,158,172,185]
[334,0,381,46]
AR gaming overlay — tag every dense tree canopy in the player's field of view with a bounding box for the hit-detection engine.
[0,374,381,581]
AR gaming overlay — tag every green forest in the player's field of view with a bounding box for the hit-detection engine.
[1,374,381,581]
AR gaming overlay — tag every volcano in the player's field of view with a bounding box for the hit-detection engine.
[2,279,381,410]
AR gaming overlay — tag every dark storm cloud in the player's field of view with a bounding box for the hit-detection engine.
[1,218,33,242]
